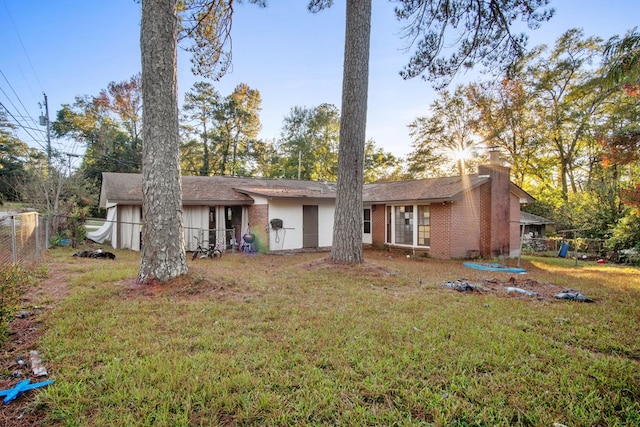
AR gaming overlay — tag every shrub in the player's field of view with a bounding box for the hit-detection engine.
[0,264,40,345]
[607,209,640,252]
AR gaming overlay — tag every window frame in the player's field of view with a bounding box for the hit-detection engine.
[386,203,430,248]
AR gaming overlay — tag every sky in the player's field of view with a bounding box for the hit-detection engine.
[1,0,639,167]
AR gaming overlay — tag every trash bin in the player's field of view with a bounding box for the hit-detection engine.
[558,241,570,258]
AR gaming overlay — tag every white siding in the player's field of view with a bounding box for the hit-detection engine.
[267,199,335,251]
[317,201,335,247]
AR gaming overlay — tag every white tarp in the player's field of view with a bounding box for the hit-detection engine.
[117,206,141,251]
[86,207,116,247]
[89,205,211,252]
[183,206,209,251]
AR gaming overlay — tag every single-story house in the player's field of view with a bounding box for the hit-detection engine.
[88,161,534,259]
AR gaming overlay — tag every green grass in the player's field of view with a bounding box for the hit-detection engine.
[28,249,640,426]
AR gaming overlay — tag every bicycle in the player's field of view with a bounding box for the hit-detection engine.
[191,236,224,260]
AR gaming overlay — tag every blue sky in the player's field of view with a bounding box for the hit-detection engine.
[1,0,638,165]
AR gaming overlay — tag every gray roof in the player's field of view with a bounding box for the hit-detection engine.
[99,172,337,207]
[99,172,533,207]
[520,211,554,225]
[363,175,489,204]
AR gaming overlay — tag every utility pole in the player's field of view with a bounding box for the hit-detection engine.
[39,93,52,166]
[43,93,52,166]
[39,93,57,214]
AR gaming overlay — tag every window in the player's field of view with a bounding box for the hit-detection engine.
[417,205,430,246]
[363,208,371,234]
[394,206,413,244]
[386,204,430,247]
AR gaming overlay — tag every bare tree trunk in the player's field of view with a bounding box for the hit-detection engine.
[138,0,188,284]
[331,0,371,264]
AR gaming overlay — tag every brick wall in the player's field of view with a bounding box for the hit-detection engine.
[429,203,451,259]
[371,204,386,248]
[450,189,481,258]
[478,164,511,257]
[247,204,269,251]
[247,204,269,232]
[479,181,491,256]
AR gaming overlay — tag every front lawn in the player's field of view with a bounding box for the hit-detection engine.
[10,248,640,426]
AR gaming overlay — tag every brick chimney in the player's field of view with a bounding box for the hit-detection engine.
[488,147,500,165]
[478,151,511,258]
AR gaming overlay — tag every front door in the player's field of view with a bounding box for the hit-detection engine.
[225,206,243,248]
[303,205,318,248]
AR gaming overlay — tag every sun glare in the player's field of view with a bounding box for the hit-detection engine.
[450,147,473,162]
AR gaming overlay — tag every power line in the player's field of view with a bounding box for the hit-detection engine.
[0,70,48,150]
[9,123,46,134]
[0,85,28,124]
[1,0,45,93]
[0,100,48,152]
[0,101,48,147]
[0,69,40,129]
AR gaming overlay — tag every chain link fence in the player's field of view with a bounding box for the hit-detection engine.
[0,212,48,265]
[522,237,614,260]
[80,219,238,253]
[185,227,239,252]
[0,212,243,264]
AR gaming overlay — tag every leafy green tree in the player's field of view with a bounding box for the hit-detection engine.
[524,29,613,201]
[102,74,143,154]
[273,104,399,183]
[594,89,639,197]
[600,28,640,210]
[0,110,88,221]
[407,86,482,178]
[53,96,120,149]
[275,105,312,179]
[363,139,402,183]
[277,103,340,180]
[607,209,640,252]
[53,75,143,190]
[247,137,280,178]
[594,90,640,247]
[212,83,262,176]
[602,27,640,96]
[181,81,220,175]
[463,29,638,243]
[466,77,541,189]
[0,112,39,203]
